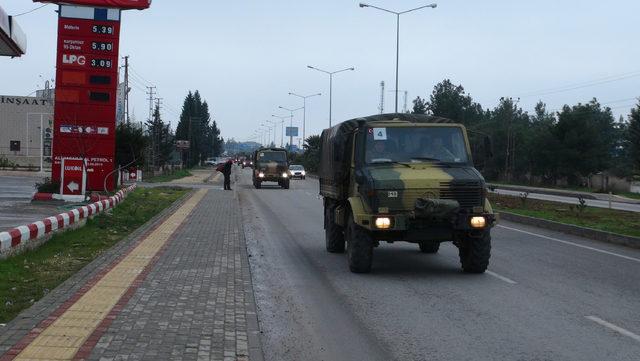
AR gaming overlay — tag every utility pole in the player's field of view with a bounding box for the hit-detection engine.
[123,56,130,124]
[379,81,385,114]
[146,86,156,122]
[403,91,408,113]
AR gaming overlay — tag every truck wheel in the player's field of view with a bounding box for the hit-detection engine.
[346,214,373,273]
[282,180,290,189]
[458,231,491,273]
[254,181,261,189]
[418,241,440,254]
[324,203,345,253]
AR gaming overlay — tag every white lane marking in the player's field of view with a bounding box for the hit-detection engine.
[498,225,640,264]
[586,316,640,343]
[486,270,517,285]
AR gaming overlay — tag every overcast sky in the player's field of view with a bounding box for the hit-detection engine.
[2,0,639,146]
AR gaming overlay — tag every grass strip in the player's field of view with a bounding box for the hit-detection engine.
[146,169,192,183]
[0,187,188,323]
[489,193,640,238]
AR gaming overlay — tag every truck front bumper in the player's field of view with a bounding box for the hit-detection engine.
[356,212,497,241]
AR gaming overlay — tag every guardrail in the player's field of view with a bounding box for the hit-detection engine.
[0,184,136,259]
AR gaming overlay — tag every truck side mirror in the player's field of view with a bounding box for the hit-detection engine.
[484,136,493,158]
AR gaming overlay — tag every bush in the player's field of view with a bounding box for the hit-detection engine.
[35,177,60,193]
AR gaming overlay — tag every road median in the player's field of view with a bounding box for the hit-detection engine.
[490,193,640,249]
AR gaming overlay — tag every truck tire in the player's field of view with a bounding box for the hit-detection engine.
[418,241,440,254]
[346,214,373,273]
[282,180,290,189]
[458,230,491,273]
[254,181,261,189]
[324,203,345,253]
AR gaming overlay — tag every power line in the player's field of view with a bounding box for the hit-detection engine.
[11,4,48,17]
[517,71,640,98]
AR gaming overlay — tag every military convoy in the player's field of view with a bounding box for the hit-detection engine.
[319,114,496,273]
[252,147,291,189]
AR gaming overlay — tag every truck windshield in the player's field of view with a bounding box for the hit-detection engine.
[257,151,287,163]
[365,126,469,164]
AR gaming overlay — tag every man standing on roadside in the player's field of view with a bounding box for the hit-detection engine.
[222,159,233,190]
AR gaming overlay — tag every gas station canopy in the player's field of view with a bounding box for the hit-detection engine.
[0,5,27,57]
[34,0,151,10]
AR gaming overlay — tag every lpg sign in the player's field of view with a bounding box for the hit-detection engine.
[62,54,86,65]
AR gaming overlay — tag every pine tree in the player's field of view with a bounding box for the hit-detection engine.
[629,102,640,174]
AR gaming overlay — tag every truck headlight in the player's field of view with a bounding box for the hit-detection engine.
[258,172,265,178]
[282,172,288,178]
[470,216,486,229]
[301,171,306,176]
[374,217,392,229]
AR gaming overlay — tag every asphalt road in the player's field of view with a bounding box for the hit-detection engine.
[0,175,57,231]
[492,188,640,213]
[237,169,640,361]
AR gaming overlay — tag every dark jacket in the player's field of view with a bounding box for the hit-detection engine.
[223,160,232,176]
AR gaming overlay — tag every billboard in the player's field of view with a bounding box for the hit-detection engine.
[286,127,299,137]
[51,6,121,191]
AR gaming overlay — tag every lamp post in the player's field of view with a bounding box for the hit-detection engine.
[289,92,321,145]
[307,65,354,127]
[278,106,304,151]
[359,2,437,113]
[265,119,278,146]
[271,115,288,148]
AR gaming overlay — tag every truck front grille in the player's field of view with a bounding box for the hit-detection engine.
[377,182,483,211]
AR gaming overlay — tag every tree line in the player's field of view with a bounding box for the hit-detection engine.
[116,90,224,171]
[292,79,639,187]
[411,79,640,185]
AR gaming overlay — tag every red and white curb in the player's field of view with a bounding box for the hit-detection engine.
[0,184,136,256]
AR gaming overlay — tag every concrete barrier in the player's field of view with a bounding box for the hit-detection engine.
[0,184,136,259]
[499,211,640,249]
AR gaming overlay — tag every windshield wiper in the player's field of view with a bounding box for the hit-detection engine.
[369,160,412,168]
[410,157,441,162]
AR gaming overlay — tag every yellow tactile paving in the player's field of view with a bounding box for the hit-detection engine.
[14,189,207,361]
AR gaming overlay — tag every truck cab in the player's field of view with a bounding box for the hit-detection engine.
[319,114,496,273]
[252,148,290,189]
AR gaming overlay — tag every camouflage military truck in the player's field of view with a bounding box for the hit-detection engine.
[252,147,291,189]
[319,114,496,273]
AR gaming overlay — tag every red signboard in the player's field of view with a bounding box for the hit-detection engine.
[60,158,86,195]
[34,1,151,10]
[51,8,121,191]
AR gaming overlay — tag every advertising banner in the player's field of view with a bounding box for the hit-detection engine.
[60,157,86,195]
[286,127,299,137]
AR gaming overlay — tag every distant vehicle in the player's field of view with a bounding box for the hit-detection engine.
[252,148,290,189]
[204,158,216,166]
[319,113,496,273]
[289,165,306,179]
[242,159,253,169]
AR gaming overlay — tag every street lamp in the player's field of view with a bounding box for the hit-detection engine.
[307,65,355,127]
[278,106,304,151]
[263,122,276,146]
[289,92,321,145]
[359,2,437,113]
[271,115,288,148]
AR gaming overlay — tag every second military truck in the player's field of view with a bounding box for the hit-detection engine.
[319,114,496,273]
[252,147,291,189]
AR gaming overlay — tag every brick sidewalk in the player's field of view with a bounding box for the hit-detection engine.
[0,188,262,361]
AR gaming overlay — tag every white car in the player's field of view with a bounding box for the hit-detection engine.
[289,165,306,179]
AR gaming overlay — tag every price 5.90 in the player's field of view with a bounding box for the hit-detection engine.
[91,42,113,51]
